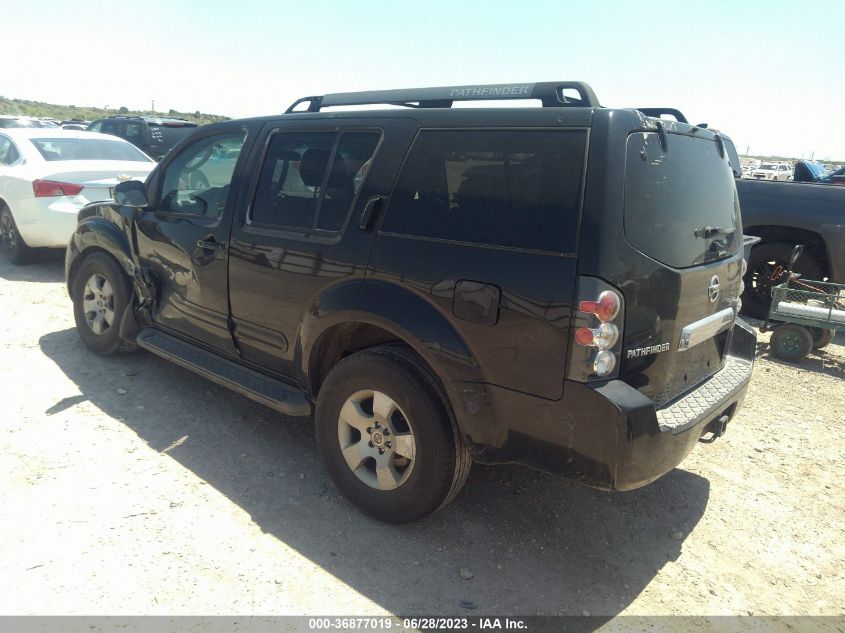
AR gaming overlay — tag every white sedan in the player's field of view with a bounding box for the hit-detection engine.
[0,128,156,264]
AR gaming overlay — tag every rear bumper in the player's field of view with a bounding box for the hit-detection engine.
[12,197,81,248]
[455,318,757,490]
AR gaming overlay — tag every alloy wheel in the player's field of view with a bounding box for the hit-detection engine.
[82,274,116,335]
[337,389,416,490]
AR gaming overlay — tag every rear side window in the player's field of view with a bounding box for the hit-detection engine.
[381,129,586,253]
[624,132,739,268]
[251,130,380,232]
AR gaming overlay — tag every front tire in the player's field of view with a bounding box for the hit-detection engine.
[0,206,34,265]
[315,346,470,523]
[72,253,136,356]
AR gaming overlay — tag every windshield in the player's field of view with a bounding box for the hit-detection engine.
[30,138,153,162]
[759,163,778,170]
[624,131,739,268]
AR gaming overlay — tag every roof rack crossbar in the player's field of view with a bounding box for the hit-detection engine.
[285,81,600,113]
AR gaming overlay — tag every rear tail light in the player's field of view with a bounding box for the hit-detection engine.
[593,350,617,376]
[575,322,619,349]
[568,278,624,381]
[32,179,84,198]
[579,291,620,322]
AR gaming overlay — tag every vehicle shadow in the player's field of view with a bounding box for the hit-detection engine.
[0,251,65,283]
[40,327,711,617]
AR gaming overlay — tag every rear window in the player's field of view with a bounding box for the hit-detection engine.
[0,118,39,128]
[30,138,152,162]
[624,132,739,268]
[382,129,586,253]
[148,123,198,149]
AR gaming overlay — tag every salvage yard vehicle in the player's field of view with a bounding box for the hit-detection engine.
[0,129,156,264]
[763,245,843,361]
[88,115,199,161]
[737,176,845,318]
[750,162,792,181]
[65,81,757,523]
[822,165,845,186]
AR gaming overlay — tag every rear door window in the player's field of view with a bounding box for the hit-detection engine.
[381,129,586,253]
[100,120,119,135]
[624,132,739,268]
[250,130,380,232]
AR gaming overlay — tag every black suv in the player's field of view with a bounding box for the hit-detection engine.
[65,82,756,522]
[88,115,199,161]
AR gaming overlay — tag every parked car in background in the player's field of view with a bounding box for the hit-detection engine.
[821,165,845,186]
[88,115,199,161]
[792,160,838,184]
[750,162,792,181]
[0,116,46,128]
[0,129,155,264]
[61,119,91,131]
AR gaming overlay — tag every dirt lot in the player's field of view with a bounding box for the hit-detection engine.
[1,253,843,618]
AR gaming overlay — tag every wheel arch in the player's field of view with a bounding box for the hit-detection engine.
[744,224,831,277]
[66,216,135,299]
[298,280,483,433]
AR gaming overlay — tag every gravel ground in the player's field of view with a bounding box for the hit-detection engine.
[1,253,843,618]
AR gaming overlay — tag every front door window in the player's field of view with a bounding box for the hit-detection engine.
[158,132,246,218]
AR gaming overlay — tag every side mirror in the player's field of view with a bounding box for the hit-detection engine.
[114,180,148,208]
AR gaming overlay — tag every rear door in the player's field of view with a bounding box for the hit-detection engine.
[227,117,418,376]
[617,129,742,407]
[367,127,588,399]
[135,123,257,354]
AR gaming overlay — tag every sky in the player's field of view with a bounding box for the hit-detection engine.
[3,0,844,159]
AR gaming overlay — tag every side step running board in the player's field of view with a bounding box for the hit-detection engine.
[136,329,312,418]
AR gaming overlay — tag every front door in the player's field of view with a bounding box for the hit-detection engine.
[135,124,255,355]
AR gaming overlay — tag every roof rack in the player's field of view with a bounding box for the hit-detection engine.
[636,108,689,123]
[285,81,600,113]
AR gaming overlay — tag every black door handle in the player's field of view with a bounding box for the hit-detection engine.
[359,196,385,231]
[196,238,225,251]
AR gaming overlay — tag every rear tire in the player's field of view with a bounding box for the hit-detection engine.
[315,345,470,523]
[743,242,825,320]
[72,253,136,356]
[0,206,34,265]
[770,324,813,362]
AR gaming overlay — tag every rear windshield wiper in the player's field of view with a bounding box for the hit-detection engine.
[694,225,735,239]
